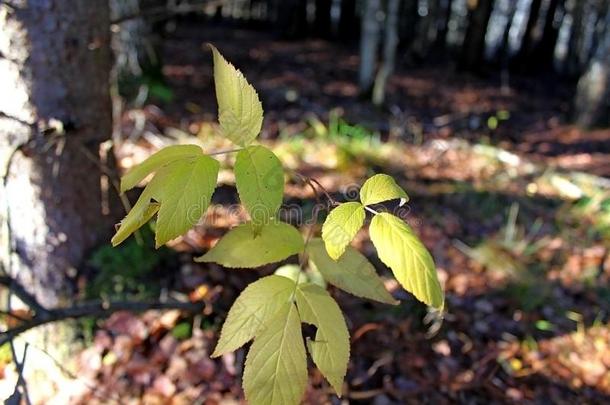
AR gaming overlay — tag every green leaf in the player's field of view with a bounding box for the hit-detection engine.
[154,156,219,247]
[307,239,398,305]
[111,198,160,247]
[274,264,305,284]
[369,213,444,309]
[210,45,264,146]
[235,145,284,229]
[120,144,202,193]
[112,155,219,248]
[212,275,296,357]
[295,283,349,395]
[359,174,409,206]
[195,221,304,268]
[243,302,307,405]
[321,202,365,260]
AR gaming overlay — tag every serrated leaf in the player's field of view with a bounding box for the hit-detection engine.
[154,156,219,247]
[307,239,398,305]
[243,302,307,405]
[195,221,304,268]
[112,155,219,247]
[120,144,202,193]
[322,202,365,260]
[210,45,263,146]
[212,275,295,357]
[235,145,284,229]
[369,213,444,309]
[295,283,349,395]
[360,174,409,206]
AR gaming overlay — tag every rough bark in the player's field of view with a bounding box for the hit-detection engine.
[459,0,494,71]
[0,1,114,309]
[574,9,610,128]
[359,0,381,93]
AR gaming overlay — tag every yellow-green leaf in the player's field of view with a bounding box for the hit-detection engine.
[112,155,219,248]
[295,283,349,395]
[195,221,304,268]
[154,156,219,247]
[120,144,202,193]
[274,264,305,284]
[369,213,444,309]
[321,202,365,259]
[360,174,409,206]
[235,145,284,229]
[210,45,263,146]
[307,239,397,305]
[212,275,295,357]
[243,302,307,405]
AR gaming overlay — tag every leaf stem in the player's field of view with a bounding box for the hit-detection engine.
[208,148,243,156]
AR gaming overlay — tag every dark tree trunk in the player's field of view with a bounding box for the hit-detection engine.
[315,0,332,38]
[0,1,115,309]
[574,7,610,128]
[564,0,586,75]
[359,0,382,93]
[435,0,454,51]
[277,0,308,38]
[373,0,401,105]
[512,0,543,69]
[339,0,359,40]
[532,0,565,70]
[459,0,494,71]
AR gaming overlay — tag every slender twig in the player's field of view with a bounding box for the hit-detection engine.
[0,299,204,346]
[208,147,243,156]
[8,342,31,405]
[0,275,50,317]
[110,2,221,25]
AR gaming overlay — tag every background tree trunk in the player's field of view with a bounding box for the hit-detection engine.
[339,0,359,40]
[373,0,401,105]
[459,0,494,71]
[573,9,610,128]
[359,0,382,93]
[314,0,332,38]
[0,1,115,311]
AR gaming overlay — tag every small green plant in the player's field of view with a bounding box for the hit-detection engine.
[112,45,444,405]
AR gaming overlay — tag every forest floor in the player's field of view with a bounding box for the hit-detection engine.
[3,24,609,404]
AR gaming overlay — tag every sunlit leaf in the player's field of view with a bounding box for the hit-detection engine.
[212,275,295,357]
[321,202,365,260]
[307,239,397,305]
[369,213,443,309]
[274,264,305,284]
[120,144,202,193]
[295,283,349,395]
[243,303,307,405]
[154,156,219,247]
[210,45,264,146]
[235,145,284,230]
[360,174,409,206]
[195,221,304,268]
[112,155,219,247]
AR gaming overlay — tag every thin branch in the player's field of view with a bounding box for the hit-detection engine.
[0,275,50,318]
[110,2,219,25]
[0,299,203,346]
[208,147,243,156]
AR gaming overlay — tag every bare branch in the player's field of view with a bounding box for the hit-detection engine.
[0,298,204,346]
